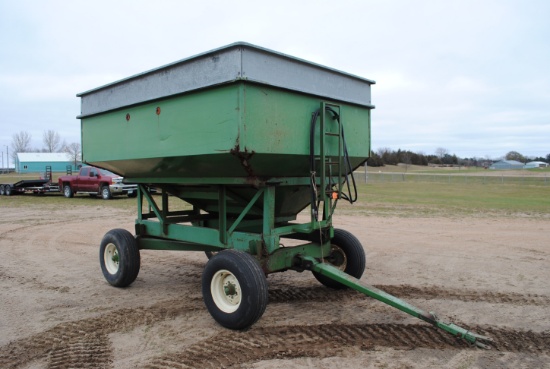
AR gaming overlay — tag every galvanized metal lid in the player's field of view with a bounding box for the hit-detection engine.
[77,42,375,118]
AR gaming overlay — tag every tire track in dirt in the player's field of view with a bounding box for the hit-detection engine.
[1,284,548,368]
[0,298,203,369]
[268,284,550,306]
[146,323,550,369]
[0,213,111,240]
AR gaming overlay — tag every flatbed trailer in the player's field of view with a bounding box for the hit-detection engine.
[0,179,60,196]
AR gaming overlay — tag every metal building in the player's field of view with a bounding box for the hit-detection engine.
[524,161,549,169]
[489,160,525,170]
[15,153,79,174]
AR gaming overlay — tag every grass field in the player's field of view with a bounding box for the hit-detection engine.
[337,181,550,218]
[2,172,549,219]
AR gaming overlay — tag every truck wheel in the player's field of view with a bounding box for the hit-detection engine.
[202,250,268,330]
[99,229,140,287]
[0,185,4,196]
[204,251,218,259]
[101,186,112,200]
[5,185,12,196]
[313,229,366,289]
[63,184,74,198]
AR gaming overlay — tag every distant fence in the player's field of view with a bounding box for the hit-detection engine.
[354,171,550,186]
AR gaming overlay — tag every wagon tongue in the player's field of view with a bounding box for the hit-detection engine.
[300,256,494,349]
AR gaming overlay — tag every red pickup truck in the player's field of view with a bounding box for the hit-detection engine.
[58,166,137,200]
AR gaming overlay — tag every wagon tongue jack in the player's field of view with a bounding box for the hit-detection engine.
[302,256,494,349]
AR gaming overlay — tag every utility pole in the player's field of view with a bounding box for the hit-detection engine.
[5,145,8,173]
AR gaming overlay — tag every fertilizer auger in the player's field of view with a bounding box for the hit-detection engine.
[78,42,492,348]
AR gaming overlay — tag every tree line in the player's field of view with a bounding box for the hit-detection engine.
[366,147,550,167]
[8,130,81,166]
[7,130,549,170]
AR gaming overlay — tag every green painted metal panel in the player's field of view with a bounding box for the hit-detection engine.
[82,82,370,180]
[82,84,242,175]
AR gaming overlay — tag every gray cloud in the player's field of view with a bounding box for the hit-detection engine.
[1,0,549,162]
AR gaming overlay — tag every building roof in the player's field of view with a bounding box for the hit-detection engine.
[496,160,524,165]
[16,152,72,162]
[525,161,548,165]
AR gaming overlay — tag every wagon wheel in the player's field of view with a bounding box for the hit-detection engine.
[99,229,140,287]
[313,229,366,289]
[204,251,218,259]
[202,250,268,330]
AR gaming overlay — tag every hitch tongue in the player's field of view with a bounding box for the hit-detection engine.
[438,322,494,349]
[303,256,493,349]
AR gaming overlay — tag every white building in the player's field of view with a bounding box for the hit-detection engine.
[524,161,549,169]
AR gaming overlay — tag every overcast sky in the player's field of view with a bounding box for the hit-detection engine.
[1,0,549,166]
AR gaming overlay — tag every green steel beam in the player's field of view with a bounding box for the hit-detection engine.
[303,256,493,349]
[227,188,265,234]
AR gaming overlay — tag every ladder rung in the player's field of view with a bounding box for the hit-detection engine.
[325,132,340,137]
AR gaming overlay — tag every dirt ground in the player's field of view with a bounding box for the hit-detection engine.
[1,204,549,368]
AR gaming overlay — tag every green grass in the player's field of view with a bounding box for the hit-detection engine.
[3,172,549,218]
[0,191,139,210]
[337,181,550,218]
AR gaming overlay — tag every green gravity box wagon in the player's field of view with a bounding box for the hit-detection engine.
[78,42,491,347]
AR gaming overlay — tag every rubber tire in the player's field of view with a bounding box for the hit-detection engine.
[202,250,268,330]
[313,229,366,290]
[5,185,12,196]
[0,185,4,196]
[63,184,74,198]
[204,251,218,260]
[99,229,140,287]
[101,186,112,200]
[127,192,137,198]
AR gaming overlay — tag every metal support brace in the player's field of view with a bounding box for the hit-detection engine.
[262,186,278,254]
[219,186,227,244]
[137,184,167,235]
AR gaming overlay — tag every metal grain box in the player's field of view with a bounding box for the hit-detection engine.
[78,42,374,181]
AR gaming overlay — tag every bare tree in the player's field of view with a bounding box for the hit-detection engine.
[64,142,82,168]
[435,147,449,159]
[43,130,62,152]
[11,131,32,160]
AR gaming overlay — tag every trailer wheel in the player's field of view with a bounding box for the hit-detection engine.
[313,229,366,289]
[0,185,4,196]
[5,185,12,196]
[101,186,112,200]
[63,184,74,198]
[99,229,140,287]
[202,250,268,330]
[204,251,218,259]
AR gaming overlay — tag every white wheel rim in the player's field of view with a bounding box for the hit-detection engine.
[211,269,241,313]
[104,243,119,275]
[102,188,109,198]
[64,187,70,196]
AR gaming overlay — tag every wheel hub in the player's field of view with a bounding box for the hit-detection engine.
[327,244,347,271]
[104,243,119,274]
[211,269,241,313]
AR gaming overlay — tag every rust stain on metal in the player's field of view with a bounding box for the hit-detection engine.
[230,144,256,177]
